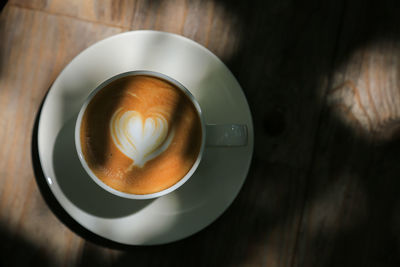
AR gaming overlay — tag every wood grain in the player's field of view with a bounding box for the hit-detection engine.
[2,0,400,266]
[0,4,122,266]
[292,0,400,266]
[9,0,242,60]
[9,0,135,28]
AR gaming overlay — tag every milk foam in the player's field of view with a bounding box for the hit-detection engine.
[110,108,174,168]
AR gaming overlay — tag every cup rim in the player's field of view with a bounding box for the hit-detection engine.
[74,70,206,200]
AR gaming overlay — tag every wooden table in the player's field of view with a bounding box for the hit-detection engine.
[2,0,400,266]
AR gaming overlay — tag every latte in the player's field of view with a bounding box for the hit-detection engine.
[80,75,203,195]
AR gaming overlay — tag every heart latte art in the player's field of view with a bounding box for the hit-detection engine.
[110,109,174,168]
[80,75,202,195]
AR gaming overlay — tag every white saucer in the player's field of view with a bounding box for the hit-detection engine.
[37,30,254,245]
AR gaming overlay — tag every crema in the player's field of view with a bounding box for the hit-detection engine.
[80,75,202,195]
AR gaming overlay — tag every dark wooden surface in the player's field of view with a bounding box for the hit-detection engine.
[2,0,400,266]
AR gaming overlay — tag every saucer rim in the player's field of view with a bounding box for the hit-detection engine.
[37,30,254,245]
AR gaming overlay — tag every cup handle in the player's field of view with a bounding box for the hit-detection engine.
[205,124,248,147]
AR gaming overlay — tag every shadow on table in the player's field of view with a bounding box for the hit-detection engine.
[0,222,51,267]
[26,0,400,266]
[106,0,400,267]
[0,0,6,12]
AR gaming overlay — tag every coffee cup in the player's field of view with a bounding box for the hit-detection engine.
[75,70,247,199]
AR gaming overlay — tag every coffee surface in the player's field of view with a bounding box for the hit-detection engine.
[80,75,202,194]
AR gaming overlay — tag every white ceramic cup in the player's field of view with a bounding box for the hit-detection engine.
[75,71,248,199]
